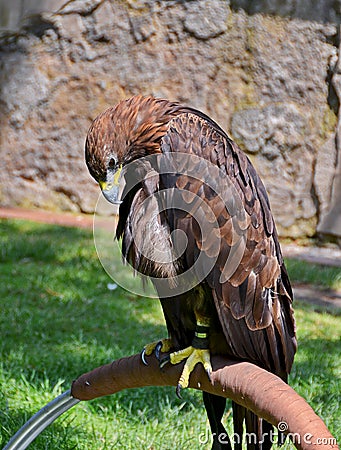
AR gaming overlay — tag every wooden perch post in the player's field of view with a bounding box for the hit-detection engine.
[72,353,338,450]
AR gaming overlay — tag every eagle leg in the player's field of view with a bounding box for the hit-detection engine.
[141,338,173,365]
[160,316,212,398]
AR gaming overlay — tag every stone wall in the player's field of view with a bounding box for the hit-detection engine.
[0,0,340,238]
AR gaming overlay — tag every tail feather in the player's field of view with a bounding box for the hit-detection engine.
[232,401,244,450]
[233,403,274,450]
[203,392,232,449]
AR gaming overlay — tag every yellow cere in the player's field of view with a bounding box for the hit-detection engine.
[99,165,122,191]
[113,165,122,185]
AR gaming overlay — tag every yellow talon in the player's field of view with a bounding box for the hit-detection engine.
[170,346,212,390]
[164,314,213,395]
[170,346,194,364]
[143,338,172,356]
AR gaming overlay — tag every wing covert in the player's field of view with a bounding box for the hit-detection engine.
[159,112,296,377]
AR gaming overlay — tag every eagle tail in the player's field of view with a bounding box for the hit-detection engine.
[233,402,274,450]
[203,392,232,449]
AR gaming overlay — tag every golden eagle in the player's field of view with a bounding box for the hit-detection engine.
[85,95,297,450]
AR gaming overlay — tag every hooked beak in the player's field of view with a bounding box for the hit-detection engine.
[99,165,122,204]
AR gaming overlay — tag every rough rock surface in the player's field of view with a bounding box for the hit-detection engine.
[0,0,340,238]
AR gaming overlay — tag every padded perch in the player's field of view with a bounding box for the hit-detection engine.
[72,353,338,450]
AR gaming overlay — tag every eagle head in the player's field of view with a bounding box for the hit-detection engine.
[85,95,181,204]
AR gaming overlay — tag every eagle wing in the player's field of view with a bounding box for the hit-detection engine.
[159,111,297,379]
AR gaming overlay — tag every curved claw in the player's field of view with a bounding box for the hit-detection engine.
[159,355,170,369]
[176,384,182,399]
[155,342,163,362]
[141,348,148,366]
[206,367,212,383]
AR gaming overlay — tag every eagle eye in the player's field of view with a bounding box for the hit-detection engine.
[108,158,116,170]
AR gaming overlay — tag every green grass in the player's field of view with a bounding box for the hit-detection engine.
[285,259,341,290]
[0,219,340,449]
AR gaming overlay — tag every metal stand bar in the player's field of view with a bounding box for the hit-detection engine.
[3,390,80,450]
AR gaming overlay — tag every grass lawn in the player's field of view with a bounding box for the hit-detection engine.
[0,219,340,449]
